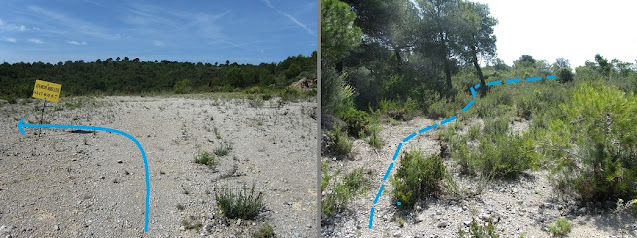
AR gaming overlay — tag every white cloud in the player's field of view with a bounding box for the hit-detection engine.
[262,0,315,36]
[67,40,87,45]
[153,40,164,46]
[28,38,43,44]
[28,5,119,40]
[5,37,17,43]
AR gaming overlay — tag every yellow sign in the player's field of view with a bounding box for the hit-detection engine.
[32,79,62,103]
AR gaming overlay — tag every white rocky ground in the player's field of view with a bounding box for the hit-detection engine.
[0,94,318,237]
[322,117,637,238]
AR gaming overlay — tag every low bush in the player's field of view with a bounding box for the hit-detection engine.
[321,167,370,219]
[339,106,370,138]
[214,140,233,156]
[253,223,276,238]
[544,82,637,203]
[548,217,571,236]
[391,151,445,208]
[326,127,352,156]
[215,183,264,220]
[367,124,383,149]
[458,217,499,238]
[194,150,215,169]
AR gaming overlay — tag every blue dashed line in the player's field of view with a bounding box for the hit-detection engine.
[369,208,375,229]
[403,132,417,142]
[383,163,394,181]
[486,80,501,86]
[368,74,556,230]
[373,184,385,204]
[505,78,521,84]
[441,116,457,125]
[461,99,475,113]
[392,143,403,161]
[418,124,438,134]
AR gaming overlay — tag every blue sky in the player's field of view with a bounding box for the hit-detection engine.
[0,0,317,65]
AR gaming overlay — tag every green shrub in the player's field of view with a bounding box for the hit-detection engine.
[391,151,445,208]
[458,218,499,238]
[483,116,510,136]
[478,132,538,178]
[548,217,571,236]
[173,79,192,94]
[367,124,383,149]
[253,223,276,238]
[545,82,637,203]
[215,183,264,220]
[327,127,352,156]
[321,67,354,115]
[339,106,370,138]
[194,150,215,169]
[321,167,370,219]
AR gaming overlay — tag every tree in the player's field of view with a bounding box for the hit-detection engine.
[457,1,497,95]
[321,0,362,66]
[552,58,573,83]
[116,57,121,61]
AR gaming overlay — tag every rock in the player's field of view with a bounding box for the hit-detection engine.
[393,231,401,237]
[437,221,449,228]
[204,224,213,232]
[435,210,442,215]
[54,225,59,231]
[462,206,467,211]
[179,226,185,231]
[236,219,241,226]
[557,205,563,210]
[463,220,471,226]
[513,188,518,193]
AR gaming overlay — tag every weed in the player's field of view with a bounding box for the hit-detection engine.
[321,167,370,219]
[548,217,571,236]
[458,218,499,238]
[214,126,222,139]
[194,150,215,169]
[391,151,445,208]
[176,203,185,211]
[181,219,202,231]
[252,223,276,238]
[214,140,233,156]
[327,127,352,156]
[215,183,264,220]
[367,124,383,149]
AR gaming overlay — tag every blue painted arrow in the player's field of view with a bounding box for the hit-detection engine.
[17,118,151,232]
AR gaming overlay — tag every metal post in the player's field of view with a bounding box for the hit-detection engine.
[39,99,46,136]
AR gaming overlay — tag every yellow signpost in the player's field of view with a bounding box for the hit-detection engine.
[32,79,62,103]
[32,79,62,136]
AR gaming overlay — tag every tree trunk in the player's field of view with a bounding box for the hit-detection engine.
[440,31,452,91]
[471,45,487,96]
[394,48,402,66]
[336,61,343,74]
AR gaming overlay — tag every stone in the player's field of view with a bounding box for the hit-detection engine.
[437,221,449,228]
[179,226,185,231]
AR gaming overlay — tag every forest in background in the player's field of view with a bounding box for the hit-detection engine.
[0,51,316,102]
[321,0,637,229]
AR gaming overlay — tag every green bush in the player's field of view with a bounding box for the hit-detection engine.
[548,217,571,236]
[391,151,445,208]
[367,124,383,149]
[458,218,499,238]
[173,79,192,94]
[194,150,215,169]
[321,167,370,219]
[215,183,264,220]
[253,223,276,238]
[545,82,637,203]
[339,106,370,137]
[327,127,352,156]
[478,132,538,178]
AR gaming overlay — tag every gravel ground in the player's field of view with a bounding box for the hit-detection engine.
[0,95,318,237]
[322,116,637,238]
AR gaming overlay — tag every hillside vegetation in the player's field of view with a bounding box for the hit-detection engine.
[0,52,316,101]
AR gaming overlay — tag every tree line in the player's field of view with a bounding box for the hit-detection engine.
[0,52,316,101]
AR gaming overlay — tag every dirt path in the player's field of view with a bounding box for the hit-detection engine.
[322,116,637,237]
[0,95,317,237]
